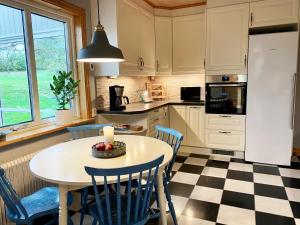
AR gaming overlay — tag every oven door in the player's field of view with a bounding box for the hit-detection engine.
[205,82,247,115]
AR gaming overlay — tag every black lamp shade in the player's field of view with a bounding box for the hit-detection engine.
[77,28,124,63]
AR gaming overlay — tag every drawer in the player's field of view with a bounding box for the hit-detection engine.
[205,114,245,131]
[205,129,245,151]
[149,106,167,119]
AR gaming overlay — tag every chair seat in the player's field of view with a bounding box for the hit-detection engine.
[88,195,149,225]
[7,187,72,221]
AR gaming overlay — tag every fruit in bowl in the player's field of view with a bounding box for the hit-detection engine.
[106,143,114,151]
[92,141,126,158]
[95,142,106,151]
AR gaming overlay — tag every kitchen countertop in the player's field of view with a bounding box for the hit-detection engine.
[97,100,205,115]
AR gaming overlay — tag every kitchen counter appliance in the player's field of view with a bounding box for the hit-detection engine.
[205,75,247,115]
[109,85,129,111]
[181,87,201,102]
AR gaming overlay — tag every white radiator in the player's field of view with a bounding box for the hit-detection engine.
[0,152,51,225]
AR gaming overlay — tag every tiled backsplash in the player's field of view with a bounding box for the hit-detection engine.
[152,75,205,100]
[95,75,205,109]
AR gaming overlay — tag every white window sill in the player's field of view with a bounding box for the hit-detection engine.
[0,118,95,148]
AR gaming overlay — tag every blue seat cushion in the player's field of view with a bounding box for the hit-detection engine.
[7,187,72,221]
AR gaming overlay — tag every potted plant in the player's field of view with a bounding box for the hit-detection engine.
[50,71,80,125]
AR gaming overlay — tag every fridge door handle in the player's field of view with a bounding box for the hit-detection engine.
[291,73,297,129]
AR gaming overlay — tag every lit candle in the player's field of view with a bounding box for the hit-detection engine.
[103,126,114,144]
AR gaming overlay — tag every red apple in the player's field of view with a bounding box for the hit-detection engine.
[96,143,106,151]
[106,143,113,151]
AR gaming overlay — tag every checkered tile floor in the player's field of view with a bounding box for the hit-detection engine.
[69,153,300,225]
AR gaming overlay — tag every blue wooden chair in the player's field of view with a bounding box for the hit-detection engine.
[85,155,164,225]
[67,124,112,140]
[153,125,184,225]
[67,123,112,225]
[0,167,73,225]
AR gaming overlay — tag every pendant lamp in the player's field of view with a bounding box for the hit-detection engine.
[77,0,124,63]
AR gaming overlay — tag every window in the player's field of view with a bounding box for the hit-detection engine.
[32,14,69,119]
[0,1,75,128]
[0,5,33,127]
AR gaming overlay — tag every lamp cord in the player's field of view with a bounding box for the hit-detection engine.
[97,0,101,25]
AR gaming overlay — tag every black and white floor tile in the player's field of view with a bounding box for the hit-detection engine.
[67,153,300,225]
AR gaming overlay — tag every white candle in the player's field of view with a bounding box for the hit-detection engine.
[103,126,114,144]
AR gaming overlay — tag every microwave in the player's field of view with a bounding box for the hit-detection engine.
[181,87,201,102]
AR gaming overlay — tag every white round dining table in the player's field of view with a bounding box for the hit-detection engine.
[30,135,173,225]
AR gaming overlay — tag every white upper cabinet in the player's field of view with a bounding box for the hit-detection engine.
[155,16,172,75]
[140,10,156,75]
[205,3,249,75]
[173,14,206,75]
[250,0,299,28]
[91,0,155,76]
[117,0,141,75]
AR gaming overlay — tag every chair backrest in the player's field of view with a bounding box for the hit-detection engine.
[85,155,164,225]
[67,124,112,140]
[154,125,184,181]
[0,167,28,219]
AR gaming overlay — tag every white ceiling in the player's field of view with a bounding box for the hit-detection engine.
[144,0,206,9]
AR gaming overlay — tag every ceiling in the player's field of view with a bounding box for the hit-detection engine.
[144,0,207,9]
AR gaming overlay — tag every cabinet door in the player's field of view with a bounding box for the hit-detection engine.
[250,0,298,28]
[206,3,249,75]
[155,16,172,75]
[117,0,141,74]
[205,130,245,151]
[169,106,187,145]
[173,14,206,74]
[186,106,205,147]
[140,9,156,75]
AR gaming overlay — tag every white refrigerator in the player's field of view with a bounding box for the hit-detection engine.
[246,32,298,166]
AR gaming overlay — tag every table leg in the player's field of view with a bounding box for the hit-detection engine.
[59,185,68,225]
[157,169,167,225]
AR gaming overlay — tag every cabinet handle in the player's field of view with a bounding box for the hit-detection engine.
[190,106,201,109]
[204,58,206,68]
[250,12,253,26]
[244,54,247,67]
[141,57,145,70]
[138,57,143,70]
[156,60,159,72]
[291,73,297,129]
[219,131,231,134]
[219,115,231,118]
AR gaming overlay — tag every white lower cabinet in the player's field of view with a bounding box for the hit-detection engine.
[169,105,205,147]
[205,114,246,151]
[148,106,169,137]
[186,106,205,147]
[169,105,187,145]
[205,130,245,151]
[205,114,245,131]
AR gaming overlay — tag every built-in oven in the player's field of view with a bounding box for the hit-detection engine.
[205,75,247,115]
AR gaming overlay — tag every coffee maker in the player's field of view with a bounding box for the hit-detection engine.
[109,85,129,111]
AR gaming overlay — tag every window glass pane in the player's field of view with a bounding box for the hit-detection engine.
[31,14,69,119]
[0,4,33,127]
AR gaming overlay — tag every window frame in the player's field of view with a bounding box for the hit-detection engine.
[0,0,80,131]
